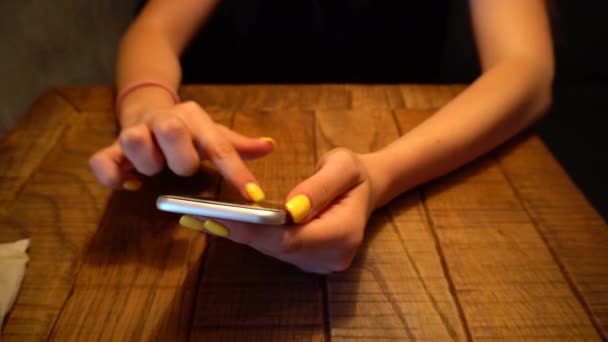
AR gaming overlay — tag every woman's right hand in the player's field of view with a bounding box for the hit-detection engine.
[89,86,274,201]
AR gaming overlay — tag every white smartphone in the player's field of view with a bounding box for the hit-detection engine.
[156,195,290,225]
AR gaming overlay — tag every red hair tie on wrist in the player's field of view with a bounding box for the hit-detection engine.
[114,81,181,118]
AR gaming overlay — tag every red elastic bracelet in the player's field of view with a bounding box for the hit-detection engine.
[114,81,181,118]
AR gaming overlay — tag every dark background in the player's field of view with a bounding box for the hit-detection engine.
[442,1,608,219]
[1,0,606,218]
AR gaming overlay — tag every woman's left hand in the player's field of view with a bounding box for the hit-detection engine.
[180,148,379,274]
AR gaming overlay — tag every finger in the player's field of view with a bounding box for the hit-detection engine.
[216,124,275,160]
[184,106,264,202]
[211,205,362,270]
[119,124,165,176]
[89,142,140,190]
[284,149,363,223]
[151,115,201,176]
[177,215,283,250]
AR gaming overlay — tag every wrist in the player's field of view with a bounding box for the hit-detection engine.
[117,86,177,128]
[359,151,395,210]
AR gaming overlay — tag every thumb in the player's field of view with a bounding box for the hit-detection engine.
[284,149,363,224]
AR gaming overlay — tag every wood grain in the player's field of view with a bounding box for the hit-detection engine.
[46,110,231,340]
[498,134,608,338]
[190,110,325,340]
[56,86,114,112]
[347,85,405,110]
[0,110,115,340]
[2,85,606,341]
[399,85,464,110]
[0,99,229,340]
[0,90,78,214]
[393,109,602,340]
[315,109,467,341]
[180,85,352,112]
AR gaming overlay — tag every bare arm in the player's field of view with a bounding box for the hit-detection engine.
[116,0,220,126]
[171,0,555,274]
[91,0,274,201]
[367,0,554,207]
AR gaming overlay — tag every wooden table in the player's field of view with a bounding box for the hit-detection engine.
[1,85,607,341]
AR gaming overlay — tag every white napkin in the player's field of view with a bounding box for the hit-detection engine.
[0,239,30,329]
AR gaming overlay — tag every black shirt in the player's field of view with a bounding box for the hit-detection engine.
[178,0,450,83]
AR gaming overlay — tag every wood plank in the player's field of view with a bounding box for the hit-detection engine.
[0,90,78,214]
[51,287,197,341]
[347,85,405,110]
[190,110,326,340]
[1,103,230,339]
[180,85,351,112]
[55,86,113,112]
[393,109,600,340]
[315,109,467,341]
[47,110,232,340]
[0,110,115,340]
[498,134,608,338]
[5,84,606,340]
[56,84,353,113]
[399,85,465,110]
[190,327,324,341]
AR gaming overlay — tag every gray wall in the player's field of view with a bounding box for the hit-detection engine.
[0,1,138,137]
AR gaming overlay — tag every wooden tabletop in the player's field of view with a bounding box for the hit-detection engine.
[1,84,606,341]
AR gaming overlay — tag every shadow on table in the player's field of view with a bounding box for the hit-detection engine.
[179,196,398,339]
[67,167,218,338]
[77,165,399,339]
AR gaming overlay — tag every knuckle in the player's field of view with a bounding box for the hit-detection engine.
[153,117,187,141]
[337,149,363,184]
[170,160,199,177]
[119,126,148,149]
[140,162,164,177]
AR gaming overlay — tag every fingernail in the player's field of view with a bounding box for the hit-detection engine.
[179,215,206,231]
[122,179,142,191]
[285,194,311,223]
[203,220,230,237]
[245,182,265,202]
[259,137,276,147]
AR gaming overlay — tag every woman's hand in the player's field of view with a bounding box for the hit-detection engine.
[89,87,274,201]
[179,148,381,274]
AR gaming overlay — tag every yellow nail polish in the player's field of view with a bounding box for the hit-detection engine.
[259,137,276,147]
[245,183,265,202]
[203,220,230,237]
[122,179,142,191]
[285,194,311,223]
[179,215,206,231]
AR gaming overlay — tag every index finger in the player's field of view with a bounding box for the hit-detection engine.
[182,103,265,202]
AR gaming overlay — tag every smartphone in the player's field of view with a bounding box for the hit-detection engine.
[156,195,289,225]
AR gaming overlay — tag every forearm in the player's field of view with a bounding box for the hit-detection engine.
[115,22,184,126]
[114,0,221,126]
[367,59,553,208]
